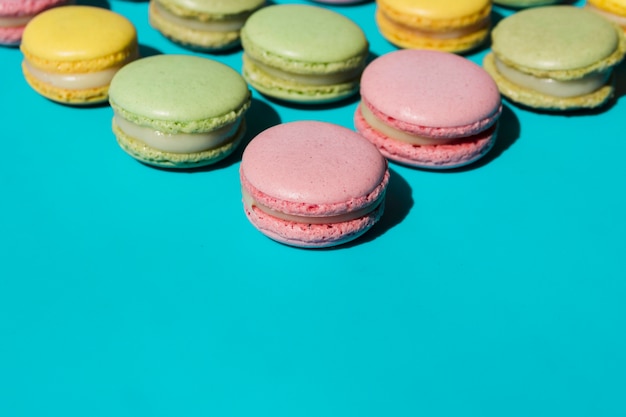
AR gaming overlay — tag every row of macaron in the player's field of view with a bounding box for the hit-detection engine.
[3,0,626,52]
[6,2,626,248]
[15,1,626,111]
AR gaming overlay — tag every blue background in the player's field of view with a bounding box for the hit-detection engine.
[1,0,625,416]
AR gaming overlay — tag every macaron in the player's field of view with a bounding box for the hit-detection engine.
[109,55,251,169]
[0,0,71,46]
[149,0,265,51]
[483,6,626,111]
[355,49,501,169]
[375,0,491,53]
[20,6,138,105]
[493,0,562,8]
[240,121,390,248]
[585,0,626,32]
[241,4,369,104]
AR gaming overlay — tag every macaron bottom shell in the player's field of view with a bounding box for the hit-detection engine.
[483,52,615,110]
[113,119,246,169]
[374,9,490,54]
[22,62,110,104]
[355,107,498,169]
[241,54,361,104]
[148,1,242,51]
[243,198,386,248]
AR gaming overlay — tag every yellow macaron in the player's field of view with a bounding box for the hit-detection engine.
[21,6,139,105]
[586,0,626,32]
[375,0,491,53]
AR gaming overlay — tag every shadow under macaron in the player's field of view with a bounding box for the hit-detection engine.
[146,98,281,173]
[326,167,414,250]
[422,103,521,174]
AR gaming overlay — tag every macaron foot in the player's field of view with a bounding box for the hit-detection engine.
[113,119,246,169]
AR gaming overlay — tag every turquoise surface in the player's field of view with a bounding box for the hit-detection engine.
[1,1,625,416]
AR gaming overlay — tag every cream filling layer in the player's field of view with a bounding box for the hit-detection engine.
[245,54,362,86]
[153,1,246,32]
[242,187,383,225]
[24,59,130,90]
[360,103,459,145]
[0,15,33,28]
[494,57,610,98]
[585,4,626,27]
[114,112,240,153]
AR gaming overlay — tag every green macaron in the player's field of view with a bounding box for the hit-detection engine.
[109,55,251,168]
[241,4,369,104]
[149,0,265,51]
[483,6,626,110]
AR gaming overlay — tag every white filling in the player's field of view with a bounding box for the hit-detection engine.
[153,1,246,32]
[0,15,33,28]
[360,103,459,145]
[23,60,127,90]
[585,4,626,27]
[407,17,489,40]
[245,54,362,86]
[242,187,383,225]
[494,57,610,98]
[114,112,240,153]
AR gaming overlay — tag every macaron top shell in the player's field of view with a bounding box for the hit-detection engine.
[360,50,500,137]
[379,0,490,20]
[492,6,621,72]
[21,6,137,70]
[241,121,387,216]
[241,5,368,72]
[155,0,265,15]
[109,55,250,133]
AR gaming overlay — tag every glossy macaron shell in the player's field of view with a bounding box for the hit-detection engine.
[240,121,389,247]
[109,55,250,132]
[379,0,490,22]
[21,6,137,71]
[360,49,501,137]
[242,5,368,71]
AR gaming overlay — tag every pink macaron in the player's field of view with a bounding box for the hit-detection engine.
[240,121,390,248]
[0,0,71,46]
[355,49,502,169]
